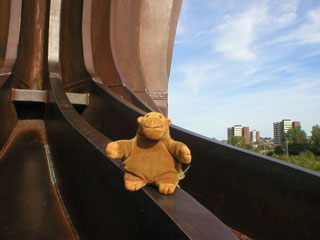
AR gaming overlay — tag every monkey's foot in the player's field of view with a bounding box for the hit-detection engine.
[158,183,176,195]
[125,180,146,191]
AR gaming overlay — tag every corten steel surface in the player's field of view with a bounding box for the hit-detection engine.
[0,0,21,87]
[74,0,160,114]
[11,88,89,106]
[44,0,237,238]
[82,0,180,115]
[137,0,182,115]
[109,0,182,115]
[44,76,237,239]
[0,120,76,239]
[0,0,77,235]
[0,0,21,152]
[1,0,320,240]
[11,0,47,90]
[109,0,157,110]
[79,1,320,240]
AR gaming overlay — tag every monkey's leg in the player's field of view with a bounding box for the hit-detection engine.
[124,172,146,191]
[155,171,179,195]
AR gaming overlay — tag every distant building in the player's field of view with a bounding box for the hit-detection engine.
[273,119,300,144]
[227,125,250,144]
[273,122,282,145]
[250,130,260,143]
[243,127,250,145]
[228,125,243,138]
[292,121,300,128]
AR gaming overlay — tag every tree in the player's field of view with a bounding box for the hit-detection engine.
[311,125,320,145]
[288,143,310,155]
[311,125,320,156]
[286,126,307,144]
[252,140,272,154]
[285,126,309,155]
[266,151,273,156]
[274,145,284,155]
[227,136,250,149]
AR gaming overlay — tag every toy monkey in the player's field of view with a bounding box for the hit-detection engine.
[106,112,191,195]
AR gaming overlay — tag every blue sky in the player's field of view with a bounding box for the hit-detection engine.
[168,0,320,140]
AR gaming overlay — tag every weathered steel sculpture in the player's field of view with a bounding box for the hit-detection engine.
[0,0,319,239]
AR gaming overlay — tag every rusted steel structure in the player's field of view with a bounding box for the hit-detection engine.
[0,0,319,239]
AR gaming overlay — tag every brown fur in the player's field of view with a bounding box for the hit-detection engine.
[106,112,191,195]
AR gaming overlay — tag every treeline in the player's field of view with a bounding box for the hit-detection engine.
[271,125,320,172]
[227,125,320,172]
[274,125,320,156]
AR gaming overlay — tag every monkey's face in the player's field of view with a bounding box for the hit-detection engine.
[137,112,171,140]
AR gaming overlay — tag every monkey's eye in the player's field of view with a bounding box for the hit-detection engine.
[146,115,149,118]
[159,115,162,118]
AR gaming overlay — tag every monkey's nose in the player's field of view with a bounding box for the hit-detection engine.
[145,118,163,128]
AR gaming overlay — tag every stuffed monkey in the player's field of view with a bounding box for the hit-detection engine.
[106,112,191,195]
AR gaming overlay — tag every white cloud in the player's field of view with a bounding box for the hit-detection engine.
[244,67,258,77]
[268,0,298,28]
[175,1,299,48]
[176,18,186,36]
[301,49,320,59]
[275,12,296,28]
[278,0,299,13]
[174,59,220,94]
[269,7,320,45]
[175,0,190,37]
[212,5,268,61]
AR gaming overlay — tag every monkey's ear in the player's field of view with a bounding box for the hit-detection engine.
[167,118,172,126]
[137,116,143,124]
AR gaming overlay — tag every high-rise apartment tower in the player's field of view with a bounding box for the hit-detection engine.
[273,119,300,144]
[227,125,250,144]
[250,130,260,143]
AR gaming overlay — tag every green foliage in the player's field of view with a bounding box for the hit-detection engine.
[283,126,309,155]
[251,140,272,153]
[285,126,307,144]
[270,124,320,172]
[274,145,284,155]
[226,124,320,172]
[288,143,311,155]
[266,151,273,156]
[311,125,320,156]
[272,151,320,172]
[311,125,320,145]
[227,136,250,149]
[312,145,320,156]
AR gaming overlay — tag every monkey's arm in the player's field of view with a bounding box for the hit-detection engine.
[106,140,132,160]
[168,140,192,164]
